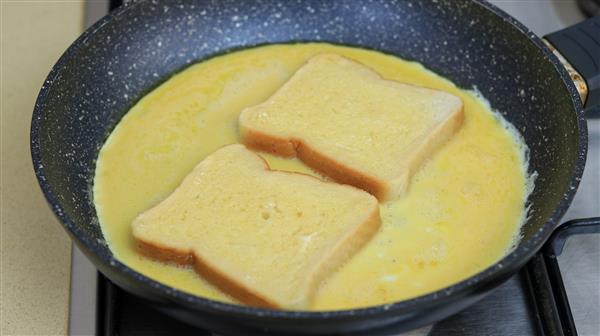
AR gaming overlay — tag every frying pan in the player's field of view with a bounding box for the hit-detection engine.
[30,0,600,334]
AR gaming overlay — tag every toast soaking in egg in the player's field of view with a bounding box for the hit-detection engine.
[239,53,464,201]
[132,144,380,309]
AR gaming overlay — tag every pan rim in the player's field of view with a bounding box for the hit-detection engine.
[29,0,588,322]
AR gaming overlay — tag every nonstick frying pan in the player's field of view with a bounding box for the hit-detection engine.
[31,1,599,335]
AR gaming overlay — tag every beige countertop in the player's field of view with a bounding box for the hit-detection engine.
[1,2,84,335]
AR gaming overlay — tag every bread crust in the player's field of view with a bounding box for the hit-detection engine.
[135,207,380,309]
[241,126,388,200]
[304,206,381,303]
[133,144,382,309]
[135,238,278,308]
[241,104,464,201]
[239,54,465,201]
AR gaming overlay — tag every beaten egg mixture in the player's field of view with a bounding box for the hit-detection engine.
[94,43,532,310]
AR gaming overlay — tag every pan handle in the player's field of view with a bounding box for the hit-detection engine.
[544,16,600,118]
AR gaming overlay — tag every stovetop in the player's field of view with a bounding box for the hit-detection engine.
[95,268,538,336]
[93,216,599,336]
[70,1,599,335]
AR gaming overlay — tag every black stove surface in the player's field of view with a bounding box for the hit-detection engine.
[97,272,539,336]
[96,219,599,336]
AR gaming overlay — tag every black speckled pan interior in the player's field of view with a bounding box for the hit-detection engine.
[31,0,586,334]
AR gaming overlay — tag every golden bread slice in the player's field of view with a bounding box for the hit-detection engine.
[132,144,380,309]
[239,54,464,201]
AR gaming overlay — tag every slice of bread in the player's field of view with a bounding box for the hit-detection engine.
[132,144,380,309]
[239,54,464,201]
